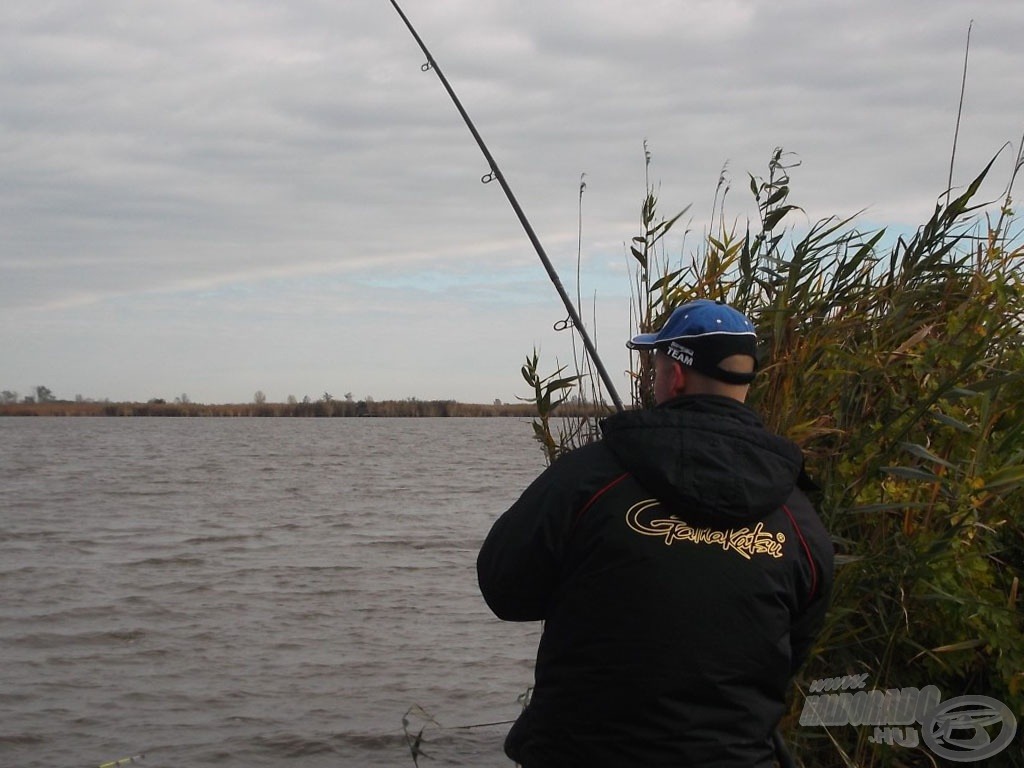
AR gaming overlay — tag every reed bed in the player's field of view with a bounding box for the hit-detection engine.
[529,145,1023,766]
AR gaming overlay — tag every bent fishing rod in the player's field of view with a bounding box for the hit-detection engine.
[387,0,625,413]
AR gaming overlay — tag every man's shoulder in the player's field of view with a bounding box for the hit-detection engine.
[553,438,620,471]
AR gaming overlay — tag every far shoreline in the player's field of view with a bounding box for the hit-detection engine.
[0,400,615,419]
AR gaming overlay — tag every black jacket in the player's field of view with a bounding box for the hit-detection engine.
[477,395,833,768]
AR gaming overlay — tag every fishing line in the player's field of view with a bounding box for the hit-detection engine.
[403,704,514,733]
[403,704,517,768]
[387,0,625,412]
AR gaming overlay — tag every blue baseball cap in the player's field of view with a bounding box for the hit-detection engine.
[627,299,757,384]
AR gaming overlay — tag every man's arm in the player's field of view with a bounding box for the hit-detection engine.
[789,498,835,672]
[477,449,599,621]
[790,578,832,672]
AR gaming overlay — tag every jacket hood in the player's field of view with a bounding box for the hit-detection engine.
[600,395,804,524]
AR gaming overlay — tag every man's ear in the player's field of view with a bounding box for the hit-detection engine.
[671,361,688,396]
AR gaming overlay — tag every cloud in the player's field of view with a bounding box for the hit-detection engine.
[1,0,1022,402]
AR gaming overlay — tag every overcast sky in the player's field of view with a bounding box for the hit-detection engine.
[2,0,1022,405]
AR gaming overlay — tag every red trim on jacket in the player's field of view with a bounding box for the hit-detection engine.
[782,503,819,602]
[573,472,632,529]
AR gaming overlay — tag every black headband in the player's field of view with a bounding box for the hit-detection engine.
[664,335,757,385]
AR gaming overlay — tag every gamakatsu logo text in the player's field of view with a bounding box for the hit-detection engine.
[800,675,1018,762]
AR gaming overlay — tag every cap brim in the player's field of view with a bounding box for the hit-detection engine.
[626,333,660,350]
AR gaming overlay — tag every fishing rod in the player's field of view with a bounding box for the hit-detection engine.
[387,0,625,413]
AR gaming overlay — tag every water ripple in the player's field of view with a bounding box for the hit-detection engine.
[0,417,545,767]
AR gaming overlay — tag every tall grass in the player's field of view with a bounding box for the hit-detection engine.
[527,143,1024,766]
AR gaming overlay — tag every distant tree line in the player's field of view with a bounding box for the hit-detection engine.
[1,386,57,404]
[0,397,607,418]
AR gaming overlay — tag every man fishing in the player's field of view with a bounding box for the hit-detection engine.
[477,299,834,767]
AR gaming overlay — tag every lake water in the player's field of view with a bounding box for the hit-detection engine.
[0,417,550,768]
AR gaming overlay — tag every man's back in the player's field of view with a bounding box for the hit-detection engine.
[478,396,833,767]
